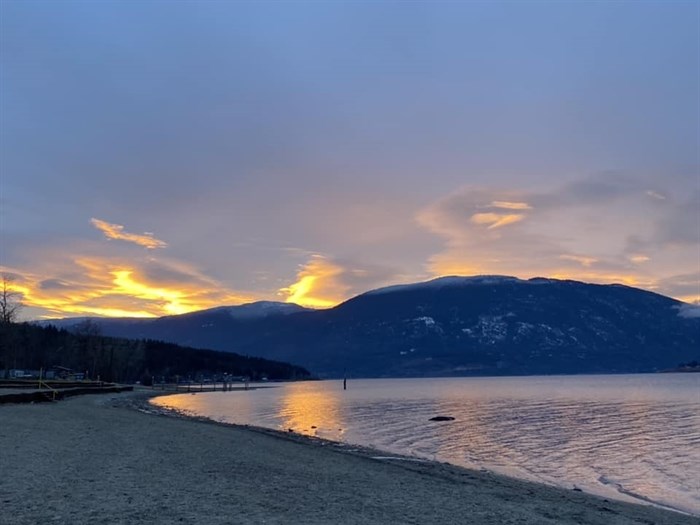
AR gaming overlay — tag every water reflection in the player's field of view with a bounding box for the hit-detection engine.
[151,374,700,515]
[150,389,257,424]
[277,382,344,439]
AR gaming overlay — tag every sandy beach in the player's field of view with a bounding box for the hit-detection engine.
[0,390,697,525]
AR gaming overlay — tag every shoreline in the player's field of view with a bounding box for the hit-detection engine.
[1,389,698,525]
[144,389,697,518]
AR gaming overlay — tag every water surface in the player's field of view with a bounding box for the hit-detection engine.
[151,374,700,515]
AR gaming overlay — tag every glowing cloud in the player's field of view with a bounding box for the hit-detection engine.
[279,255,399,309]
[3,257,254,319]
[490,201,532,210]
[279,256,345,308]
[415,174,699,302]
[548,271,646,288]
[91,218,167,249]
[470,213,525,229]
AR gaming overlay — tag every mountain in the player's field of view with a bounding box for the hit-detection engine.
[198,301,310,320]
[39,279,700,378]
[39,301,311,332]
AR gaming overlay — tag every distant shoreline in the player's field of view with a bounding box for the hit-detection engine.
[659,366,700,373]
[1,389,696,524]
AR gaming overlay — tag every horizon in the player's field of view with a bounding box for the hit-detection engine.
[30,273,698,322]
[2,1,698,320]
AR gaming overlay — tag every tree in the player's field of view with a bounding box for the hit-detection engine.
[0,274,23,377]
[74,319,102,380]
[0,274,23,324]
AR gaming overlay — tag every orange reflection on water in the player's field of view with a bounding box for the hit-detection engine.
[277,383,344,438]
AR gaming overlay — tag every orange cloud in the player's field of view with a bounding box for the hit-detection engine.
[470,213,525,229]
[490,201,532,210]
[548,270,647,288]
[91,218,167,249]
[3,257,254,319]
[428,262,490,278]
[415,184,696,301]
[279,256,345,308]
[278,255,399,308]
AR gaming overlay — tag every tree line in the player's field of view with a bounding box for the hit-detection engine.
[0,321,312,383]
[0,274,310,383]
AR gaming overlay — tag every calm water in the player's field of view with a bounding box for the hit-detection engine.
[151,374,700,515]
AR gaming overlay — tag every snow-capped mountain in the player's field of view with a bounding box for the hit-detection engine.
[39,301,311,329]
[364,275,524,295]
[38,278,699,378]
[178,301,311,320]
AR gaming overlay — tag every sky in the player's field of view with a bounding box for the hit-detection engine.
[1,0,698,320]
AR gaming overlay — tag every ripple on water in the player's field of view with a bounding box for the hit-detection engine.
[151,374,700,515]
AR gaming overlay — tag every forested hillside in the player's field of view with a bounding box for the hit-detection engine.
[0,322,311,383]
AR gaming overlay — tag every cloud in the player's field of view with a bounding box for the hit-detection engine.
[650,189,700,247]
[2,256,254,319]
[6,216,406,318]
[654,273,700,304]
[490,201,532,210]
[471,212,526,229]
[559,254,598,267]
[279,255,400,308]
[90,218,167,249]
[628,254,650,264]
[646,190,667,201]
[278,256,344,308]
[416,171,700,302]
[533,172,638,209]
[678,304,700,318]
[38,278,76,290]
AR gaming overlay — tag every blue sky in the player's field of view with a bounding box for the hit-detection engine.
[1,0,698,318]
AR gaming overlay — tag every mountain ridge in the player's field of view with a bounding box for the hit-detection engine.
[38,277,699,378]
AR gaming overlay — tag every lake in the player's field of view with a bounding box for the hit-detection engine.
[150,374,700,515]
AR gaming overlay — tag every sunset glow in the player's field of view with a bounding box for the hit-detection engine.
[111,270,188,315]
[490,201,532,210]
[91,218,167,249]
[279,257,345,309]
[470,213,526,230]
[1,1,697,319]
[1,256,255,319]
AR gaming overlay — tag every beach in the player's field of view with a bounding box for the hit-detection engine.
[0,390,697,525]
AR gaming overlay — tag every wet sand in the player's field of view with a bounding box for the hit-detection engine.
[1,390,697,525]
